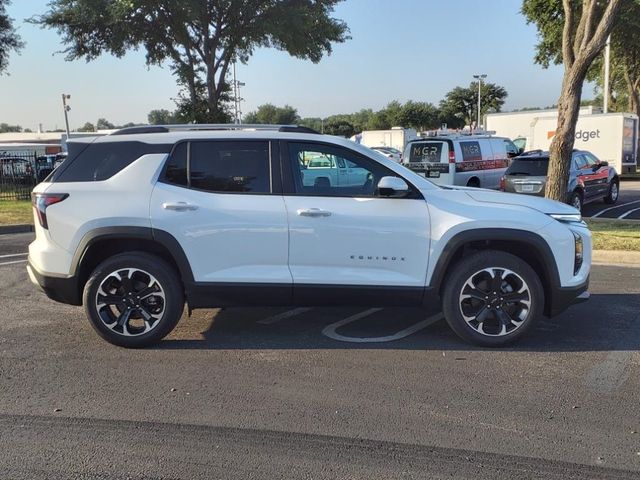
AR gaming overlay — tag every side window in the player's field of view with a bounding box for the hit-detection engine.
[460,141,482,161]
[574,154,588,170]
[289,142,395,197]
[164,142,188,186]
[189,141,270,193]
[583,153,598,166]
[53,141,171,182]
[504,140,519,158]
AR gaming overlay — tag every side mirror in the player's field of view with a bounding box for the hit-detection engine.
[518,147,525,155]
[377,176,409,198]
[599,160,609,167]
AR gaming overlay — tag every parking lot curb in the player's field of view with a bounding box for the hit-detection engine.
[620,175,640,182]
[0,224,34,235]
[592,249,640,266]
[587,217,640,224]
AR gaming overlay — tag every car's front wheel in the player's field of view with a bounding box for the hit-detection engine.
[441,250,544,347]
[568,191,583,211]
[83,252,184,348]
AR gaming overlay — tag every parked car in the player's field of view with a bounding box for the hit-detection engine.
[500,150,619,210]
[28,124,590,348]
[371,146,402,163]
[403,130,521,189]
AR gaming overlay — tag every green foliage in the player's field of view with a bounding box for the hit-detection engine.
[244,104,299,124]
[96,118,115,130]
[77,122,95,132]
[0,0,24,74]
[439,82,508,127]
[0,122,21,133]
[32,0,349,123]
[323,118,355,138]
[147,110,176,125]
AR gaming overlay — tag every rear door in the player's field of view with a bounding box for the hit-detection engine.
[405,140,452,184]
[150,139,291,301]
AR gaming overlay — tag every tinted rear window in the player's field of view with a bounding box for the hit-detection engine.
[409,142,444,163]
[506,157,549,176]
[51,141,171,182]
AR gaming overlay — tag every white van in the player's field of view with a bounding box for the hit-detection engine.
[403,131,520,189]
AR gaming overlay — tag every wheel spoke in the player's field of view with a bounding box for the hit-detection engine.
[462,286,488,302]
[502,290,529,303]
[490,270,503,293]
[97,294,124,306]
[496,308,515,328]
[119,270,134,293]
[475,306,491,323]
[116,308,133,328]
[137,286,158,300]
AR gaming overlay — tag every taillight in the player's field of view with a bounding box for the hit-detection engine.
[31,193,68,229]
[448,150,456,163]
[499,176,506,191]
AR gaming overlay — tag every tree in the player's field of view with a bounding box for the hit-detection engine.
[523,0,624,202]
[0,0,24,74]
[96,118,115,130]
[148,109,176,125]
[33,1,349,122]
[299,117,324,132]
[243,104,299,124]
[323,118,355,137]
[440,82,508,128]
[0,122,21,133]
[399,101,440,131]
[77,122,95,132]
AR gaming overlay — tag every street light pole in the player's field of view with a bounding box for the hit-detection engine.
[61,94,71,137]
[232,62,246,124]
[472,74,487,130]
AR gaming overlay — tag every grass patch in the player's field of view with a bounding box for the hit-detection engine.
[0,200,33,225]
[586,219,640,251]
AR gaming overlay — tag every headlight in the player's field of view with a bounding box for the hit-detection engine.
[573,231,583,275]
[550,213,582,223]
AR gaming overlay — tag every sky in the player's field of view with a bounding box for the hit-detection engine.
[0,0,592,131]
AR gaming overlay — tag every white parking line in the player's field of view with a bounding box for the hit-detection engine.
[591,199,640,218]
[257,307,313,325]
[322,309,443,343]
[0,252,28,259]
[618,206,640,219]
[0,259,27,267]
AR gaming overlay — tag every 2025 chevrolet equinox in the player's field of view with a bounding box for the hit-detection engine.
[28,125,591,348]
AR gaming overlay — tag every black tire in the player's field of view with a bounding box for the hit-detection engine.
[568,190,583,211]
[441,250,544,347]
[603,180,619,204]
[466,177,480,188]
[83,252,184,348]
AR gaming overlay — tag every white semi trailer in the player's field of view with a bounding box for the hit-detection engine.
[352,127,418,152]
[486,109,638,174]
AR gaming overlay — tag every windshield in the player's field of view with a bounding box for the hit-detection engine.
[506,157,549,176]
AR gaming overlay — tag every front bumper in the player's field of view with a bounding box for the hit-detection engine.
[546,276,589,317]
[27,259,82,306]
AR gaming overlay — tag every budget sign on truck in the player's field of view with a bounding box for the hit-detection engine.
[486,110,638,174]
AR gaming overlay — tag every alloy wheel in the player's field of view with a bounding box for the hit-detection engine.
[458,267,532,337]
[95,268,166,337]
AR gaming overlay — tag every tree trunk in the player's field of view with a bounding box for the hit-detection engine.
[546,69,585,202]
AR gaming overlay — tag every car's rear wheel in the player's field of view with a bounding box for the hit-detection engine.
[83,252,184,348]
[604,180,619,204]
[466,177,480,188]
[441,250,543,347]
[568,191,583,211]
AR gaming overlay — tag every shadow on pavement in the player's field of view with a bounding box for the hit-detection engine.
[156,293,640,352]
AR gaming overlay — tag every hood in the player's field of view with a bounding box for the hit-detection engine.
[464,189,579,215]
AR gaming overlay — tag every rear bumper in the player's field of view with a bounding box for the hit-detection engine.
[547,277,589,317]
[27,259,81,306]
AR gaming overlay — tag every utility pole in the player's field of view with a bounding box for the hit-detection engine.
[61,94,71,137]
[472,74,487,130]
[232,63,246,124]
[604,35,611,113]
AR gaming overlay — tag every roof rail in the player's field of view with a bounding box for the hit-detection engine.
[111,124,321,136]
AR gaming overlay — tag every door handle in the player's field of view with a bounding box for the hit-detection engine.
[162,202,199,212]
[297,208,332,217]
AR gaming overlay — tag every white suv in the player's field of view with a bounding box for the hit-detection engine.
[27,125,591,348]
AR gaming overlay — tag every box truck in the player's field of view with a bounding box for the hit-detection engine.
[486,110,638,174]
[352,127,418,153]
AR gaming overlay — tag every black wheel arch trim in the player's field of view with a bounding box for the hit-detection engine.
[70,226,195,284]
[428,228,563,315]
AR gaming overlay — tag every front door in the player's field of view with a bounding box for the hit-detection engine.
[150,140,291,302]
[282,141,431,305]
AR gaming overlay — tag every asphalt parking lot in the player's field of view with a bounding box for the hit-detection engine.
[1,233,639,479]
[582,179,640,219]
